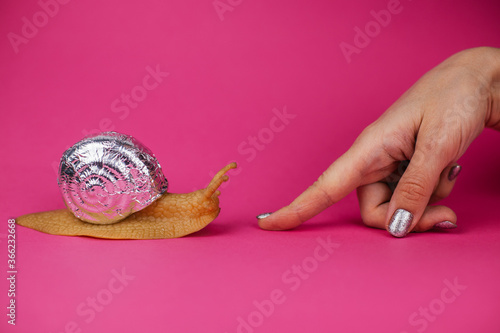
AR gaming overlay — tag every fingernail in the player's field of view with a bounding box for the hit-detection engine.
[256,212,273,220]
[433,221,457,229]
[448,165,462,181]
[388,209,414,237]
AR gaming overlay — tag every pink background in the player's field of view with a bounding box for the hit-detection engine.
[1,0,500,332]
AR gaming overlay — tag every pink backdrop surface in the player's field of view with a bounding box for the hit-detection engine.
[1,0,500,332]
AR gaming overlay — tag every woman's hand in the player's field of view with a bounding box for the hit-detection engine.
[258,47,500,237]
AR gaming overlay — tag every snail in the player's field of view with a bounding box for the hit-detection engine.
[16,132,236,239]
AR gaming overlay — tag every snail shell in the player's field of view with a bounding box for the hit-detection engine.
[58,132,168,224]
[17,132,237,239]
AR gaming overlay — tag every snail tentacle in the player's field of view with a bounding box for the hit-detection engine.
[204,162,236,198]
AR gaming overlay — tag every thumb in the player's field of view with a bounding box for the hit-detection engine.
[258,148,365,231]
[386,143,450,237]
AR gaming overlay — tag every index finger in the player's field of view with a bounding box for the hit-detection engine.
[257,149,365,230]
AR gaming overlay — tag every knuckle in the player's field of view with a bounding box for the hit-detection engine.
[381,130,415,161]
[397,174,429,204]
[358,205,381,228]
[361,213,379,228]
[290,204,308,224]
[431,180,453,202]
[316,173,328,186]
[431,190,448,203]
[313,175,335,207]
[429,194,444,203]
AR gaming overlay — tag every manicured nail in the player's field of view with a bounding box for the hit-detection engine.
[388,209,413,237]
[256,212,273,220]
[433,221,457,229]
[448,165,462,181]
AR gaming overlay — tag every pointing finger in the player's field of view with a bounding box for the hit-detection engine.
[258,149,365,230]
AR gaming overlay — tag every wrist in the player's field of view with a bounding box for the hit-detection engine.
[483,48,500,129]
[456,47,500,129]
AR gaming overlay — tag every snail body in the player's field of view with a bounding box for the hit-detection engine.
[16,132,236,239]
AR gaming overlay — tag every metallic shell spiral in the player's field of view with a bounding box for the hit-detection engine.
[58,132,168,224]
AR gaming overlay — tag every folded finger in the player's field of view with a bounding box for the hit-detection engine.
[429,164,461,204]
[357,182,457,232]
[357,182,392,229]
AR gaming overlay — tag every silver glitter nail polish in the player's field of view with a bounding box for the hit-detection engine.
[433,221,457,229]
[256,212,272,220]
[388,209,413,237]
